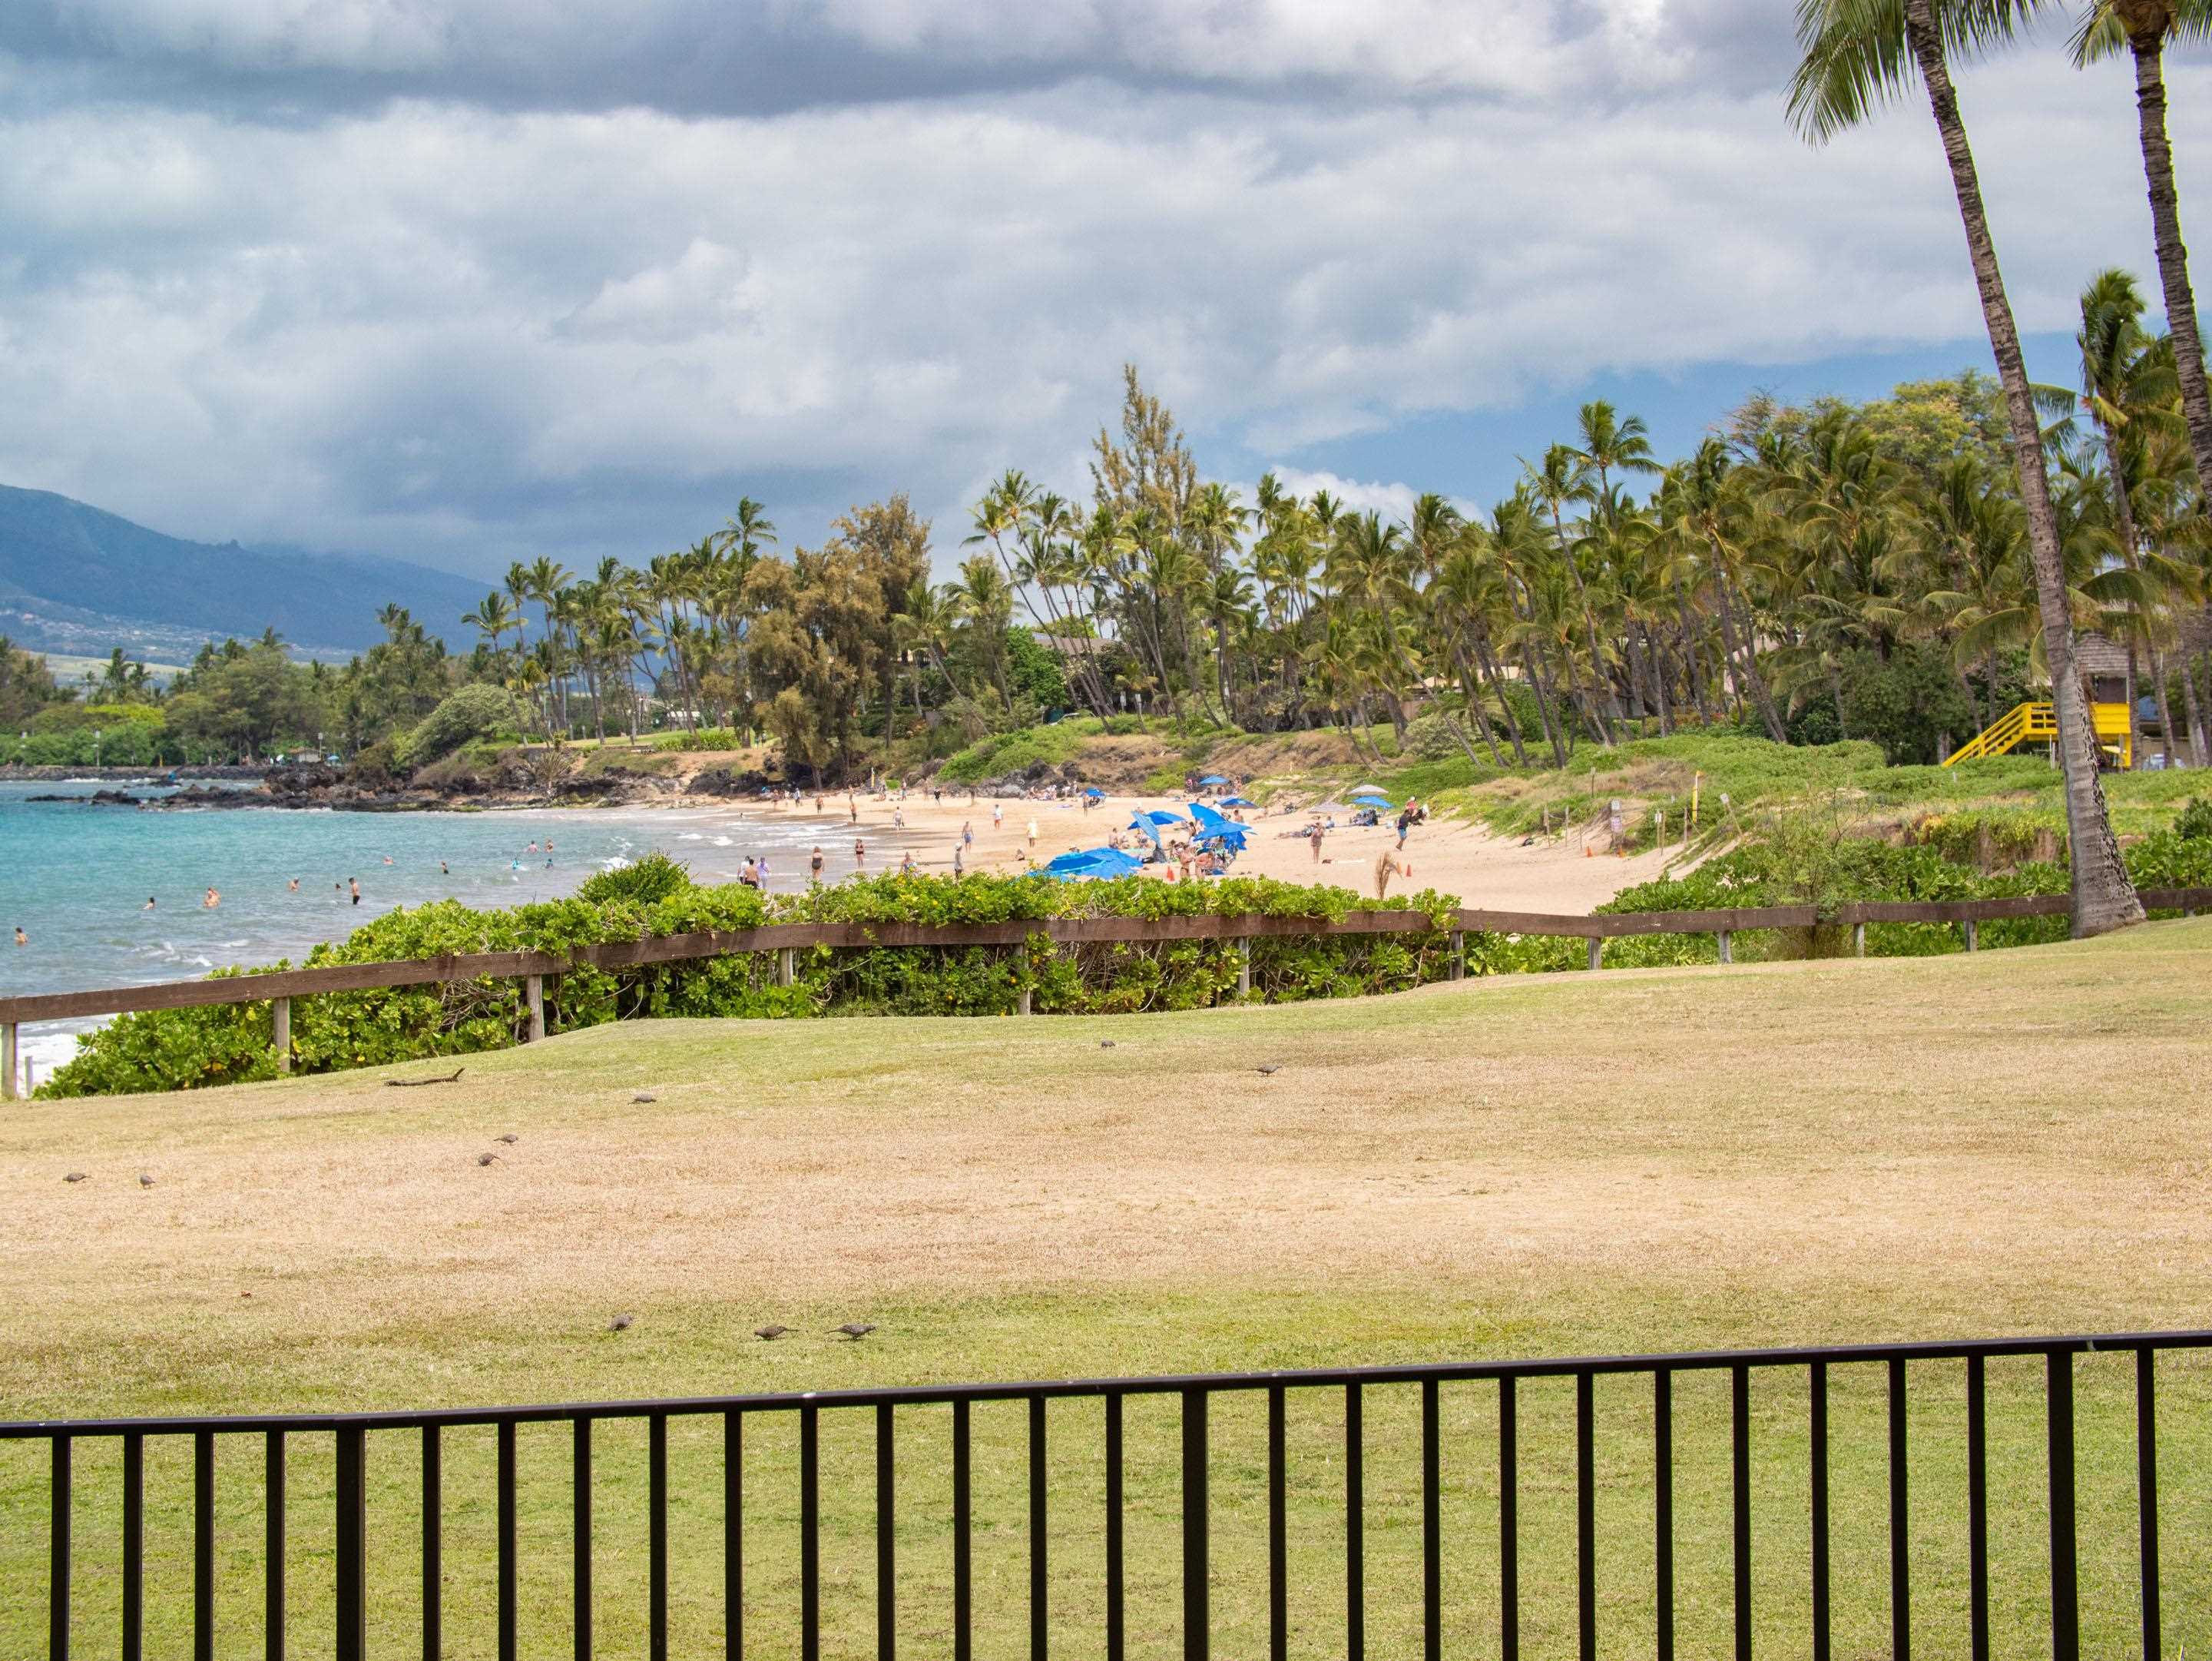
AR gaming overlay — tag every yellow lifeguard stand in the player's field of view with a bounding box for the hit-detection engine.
[1944,642,2135,769]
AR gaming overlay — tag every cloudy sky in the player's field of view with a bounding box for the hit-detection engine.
[1,0,2205,580]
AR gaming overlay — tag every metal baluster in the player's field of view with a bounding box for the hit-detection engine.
[2048,1352,2078,1661]
[1577,1373,1595,1661]
[1030,1397,1048,1661]
[876,1404,894,1661]
[1499,1377,1518,1661]
[953,1401,972,1661]
[49,1434,70,1661]
[574,1418,593,1661]
[1345,1383,1364,1661]
[2137,1349,2161,1661]
[1810,1363,1829,1661]
[195,1430,215,1661]
[724,1411,743,1661]
[1731,1364,1751,1661]
[498,1421,518,1661]
[123,1433,144,1661]
[1654,1370,1673,1661]
[1421,1378,1440,1661]
[1889,1358,1909,1661]
[1107,1394,1125,1661]
[422,1426,441,1661]
[651,1414,669,1661]
[1267,1386,1286,1661]
[1183,1389,1209,1661]
[1967,1357,1987,1661]
[264,1432,287,1661]
[336,1427,366,1661]
[800,1407,820,1661]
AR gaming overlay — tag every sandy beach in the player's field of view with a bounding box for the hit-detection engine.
[777,786,1697,911]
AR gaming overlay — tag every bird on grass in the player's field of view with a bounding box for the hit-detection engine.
[832,1322,876,1340]
[633,1092,657,1103]
[63,1172,87,1183]
[496,1133,518,1144]
[1257,1064,1281,1076]
[608,1314,634,1332]
[477,1152,502,1167]
[754,1324,788,1341]
[137,1173,156,1187]
[1099,1039,1115,1049]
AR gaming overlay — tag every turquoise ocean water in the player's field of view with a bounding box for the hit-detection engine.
[0,781,880,1079]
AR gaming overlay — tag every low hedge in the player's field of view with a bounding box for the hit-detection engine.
[39,873,1472,1099]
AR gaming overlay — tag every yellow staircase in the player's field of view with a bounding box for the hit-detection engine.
[1943,701,2133,768]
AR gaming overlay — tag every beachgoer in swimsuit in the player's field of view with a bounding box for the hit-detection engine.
[349,878,362,906]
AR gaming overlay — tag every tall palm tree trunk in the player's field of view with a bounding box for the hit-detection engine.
[2123,22,2212,496]
[1904,0,2141,935]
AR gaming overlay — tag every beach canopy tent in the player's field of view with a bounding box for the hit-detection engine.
[1084,787,1104,797]
[1041,846,1144,880]
[1348,783,1386,796]
[1194,826,1249,852]
[1197,774,1230,785]
[1353,793,1394,807]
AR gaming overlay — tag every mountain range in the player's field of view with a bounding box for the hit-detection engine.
[0,484,487,665]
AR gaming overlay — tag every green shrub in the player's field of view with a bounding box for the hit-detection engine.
[402,684,523,766]
[651,728,743,753]
[576,851,694,907]
[2177,796,2212,841]
[42,874,1457,1098]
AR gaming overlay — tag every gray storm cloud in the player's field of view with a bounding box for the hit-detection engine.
[0,2,2201,574]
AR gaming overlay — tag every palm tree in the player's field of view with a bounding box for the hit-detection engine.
[2069,2,2212,498]
[462,592,518,659]
[2070,267,2184,764]
[1790,0,2141,936]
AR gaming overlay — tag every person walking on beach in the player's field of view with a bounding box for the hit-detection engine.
[854,838,866,867]
[992,803,1002,830]
[1308,821,1325,863]
[893,804,905,829]
[738,857,760,890]
[810,846,825,884]
[952,843,965,877]
[1026,817,1038,848]
[1395,810,1412,850]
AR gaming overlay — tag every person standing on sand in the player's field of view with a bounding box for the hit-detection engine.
[992,803,1002,830]
[1308,821,1325,862]
[962,820,973,847]
[952,844,965,877]
[810,846,825,884]
[1026,817,1038,847]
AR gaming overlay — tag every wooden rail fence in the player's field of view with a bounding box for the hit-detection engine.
[3,889,2206,1096]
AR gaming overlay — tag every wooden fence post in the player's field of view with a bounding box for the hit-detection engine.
[1587,937,1604,973]
[1449,931,1465,982]
[777,948,796,988]
[1235,937,1252,999]
[1962,920,1979,953]
[524,976,545,1043]
[1715,930,1733,964]
[1853,922,1866,957]
[1,1023,15,1101]
[273,997,291,1075]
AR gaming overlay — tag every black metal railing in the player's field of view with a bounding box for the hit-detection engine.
[7,1329,2204,1659]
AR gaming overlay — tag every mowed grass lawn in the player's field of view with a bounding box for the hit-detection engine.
[4,920,2210,1656]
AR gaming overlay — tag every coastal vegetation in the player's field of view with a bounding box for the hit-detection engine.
[37,810,2210,1099]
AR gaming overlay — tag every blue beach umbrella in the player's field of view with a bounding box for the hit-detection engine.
[1220,796,1257,807]
[1134,810,1186,826]
[1197,774,1230,785]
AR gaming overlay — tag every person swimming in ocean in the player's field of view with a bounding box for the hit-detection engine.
[287,878,300,892]
[204,887,220,909]
[144,897,157,910]
[349,877,361,906]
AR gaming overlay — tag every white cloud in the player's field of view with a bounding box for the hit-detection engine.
[0,8,2202,576]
